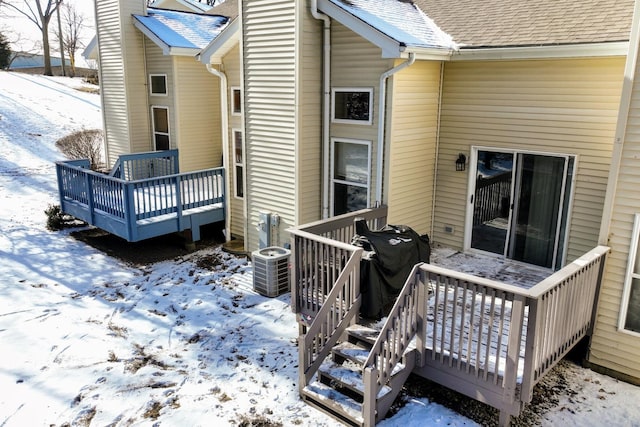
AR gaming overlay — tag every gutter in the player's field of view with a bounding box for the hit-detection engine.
[206,64,232,242]
[310,0,331,219]
[375,53,415,206]
[598,4,640,245]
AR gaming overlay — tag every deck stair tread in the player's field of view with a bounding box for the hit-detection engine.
[332,341,370,365]
[302,381,365,425]
[345,324,381,346]
[319,360,393,399]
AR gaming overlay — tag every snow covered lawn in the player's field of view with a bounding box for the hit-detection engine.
[1,71,639,426]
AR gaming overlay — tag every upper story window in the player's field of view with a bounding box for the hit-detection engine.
[231,87,242,115]
[620,213,640,336]
[331,88,373,125]
[150,74,167,96]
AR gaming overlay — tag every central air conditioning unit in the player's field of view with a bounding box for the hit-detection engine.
[252,246,291,297]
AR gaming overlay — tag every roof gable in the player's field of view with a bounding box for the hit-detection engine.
[133,8,229,56]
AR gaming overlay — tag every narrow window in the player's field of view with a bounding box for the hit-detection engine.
[150,74,167,96]
[233,129,244,198]
[620,213,640,335]
[231,87,242,115]
[151,106,170,150]
[331,138,371,216]
[331,88,373,125]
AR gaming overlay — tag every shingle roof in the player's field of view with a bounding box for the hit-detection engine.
[413,0,635,48]
[133,8,229,52]
[207,0,238,20]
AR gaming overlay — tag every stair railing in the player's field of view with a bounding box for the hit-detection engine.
[362,264,427,423]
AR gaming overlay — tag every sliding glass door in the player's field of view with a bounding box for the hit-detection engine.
[469,149,574,270]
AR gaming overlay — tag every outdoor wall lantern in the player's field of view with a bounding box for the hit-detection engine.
[456,153,467,171]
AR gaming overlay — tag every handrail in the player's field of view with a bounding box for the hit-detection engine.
[363,264,426,396]
[299,243,363,385]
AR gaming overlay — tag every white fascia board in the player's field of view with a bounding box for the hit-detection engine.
[317,0,402,58]
[452,42,629,61]
[198,18,240,64]
[169,47,200,56]
[403,46,453,61]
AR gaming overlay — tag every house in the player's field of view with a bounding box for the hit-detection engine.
[80,0,640,424]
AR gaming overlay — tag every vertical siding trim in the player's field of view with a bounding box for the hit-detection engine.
[600,1,640,244]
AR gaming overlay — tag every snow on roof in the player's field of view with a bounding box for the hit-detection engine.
[133,8,229,55]
[326,0,456,51]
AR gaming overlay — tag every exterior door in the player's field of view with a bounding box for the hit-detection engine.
[469,149,574,270]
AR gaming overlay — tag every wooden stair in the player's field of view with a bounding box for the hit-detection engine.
[301,324,416,426]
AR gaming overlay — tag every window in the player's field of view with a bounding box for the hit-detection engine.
[151,106,170,150]
[233,129,244,198]
[149,74,167,96]
[620,213,640,335]
[331,138,371,216]
[331,88,373,125]
[231,87,242,115]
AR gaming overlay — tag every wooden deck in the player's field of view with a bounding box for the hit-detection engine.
[288,206,609,426]
[55,150,225,242]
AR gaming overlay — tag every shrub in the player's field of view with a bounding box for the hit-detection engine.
[44,204,84,231]
[55,129,104,170]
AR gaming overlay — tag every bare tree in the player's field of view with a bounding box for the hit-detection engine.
[54,2,82,76]
[1,0,63,76]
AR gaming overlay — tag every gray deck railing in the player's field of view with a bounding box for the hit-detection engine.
[289,207,609,426]
[56,157,224,242]
[289,207,388,396]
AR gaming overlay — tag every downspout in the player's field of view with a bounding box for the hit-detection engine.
[310,0,331,218]
[375,52,416,206]
[431,61,445,239]
[598,0,640,245]
[206,63,231,242]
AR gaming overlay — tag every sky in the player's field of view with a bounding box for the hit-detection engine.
[0,0,96,66]
[1,69,640,426]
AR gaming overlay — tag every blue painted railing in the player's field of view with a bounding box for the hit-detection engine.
[56,154,225,242]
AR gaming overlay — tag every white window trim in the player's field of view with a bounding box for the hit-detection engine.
[149,74,168,96]
[331,87,373,125]
[232,128,245,199]
[151,105,170,151]
[231,86,242,116]
[330,137,372,216]
[619,213,640,337]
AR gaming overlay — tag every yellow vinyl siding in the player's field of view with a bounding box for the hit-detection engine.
[434,58,624,261]
[297,5,322,225]
[96,0,150,167]
[222,44,245,239]
[241,0,297,249]
[386,60,442,235]
[173,56,222,172]
[589,51,640,382]
[330,22,394,209]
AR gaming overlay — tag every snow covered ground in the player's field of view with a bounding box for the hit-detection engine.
[0,70,639,426]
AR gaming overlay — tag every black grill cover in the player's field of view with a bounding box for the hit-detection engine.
[353,220,430,319]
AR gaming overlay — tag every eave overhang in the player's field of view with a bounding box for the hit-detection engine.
[198,18,240,64]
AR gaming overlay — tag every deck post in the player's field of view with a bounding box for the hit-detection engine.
[84,172,95,224]
[363,366,377,426]
[416,266,427,368]
[123,182,137,241]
